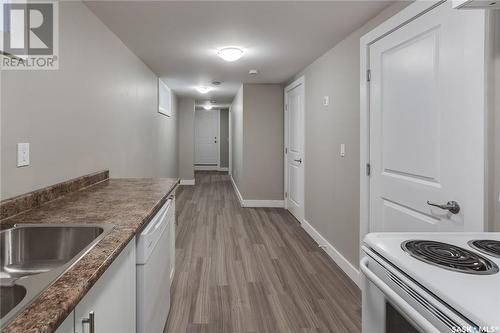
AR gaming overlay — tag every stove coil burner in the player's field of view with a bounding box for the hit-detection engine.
[402,240,499,275]
[468,240,500,258]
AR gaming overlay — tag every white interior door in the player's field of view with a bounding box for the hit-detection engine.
[285,78,305,222]
[195,109,219,166]
[369,2,486,233]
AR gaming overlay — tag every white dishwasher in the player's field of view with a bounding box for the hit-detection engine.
[136,196,175,333]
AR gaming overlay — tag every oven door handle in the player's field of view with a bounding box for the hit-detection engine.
[360,257,441,333]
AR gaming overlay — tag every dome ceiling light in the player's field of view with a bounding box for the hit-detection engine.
[217,47,245,62]
[196,86,212,94]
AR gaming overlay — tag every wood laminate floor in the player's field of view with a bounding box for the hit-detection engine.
[164,171,361,333]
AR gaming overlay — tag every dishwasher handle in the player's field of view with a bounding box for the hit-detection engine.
[360,257,441,333]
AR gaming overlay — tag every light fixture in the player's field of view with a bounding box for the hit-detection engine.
[211,80,222,86]
[248,69,259,75]
[217,47,244,62]
[196,86,212,94]
[203,104,213,110]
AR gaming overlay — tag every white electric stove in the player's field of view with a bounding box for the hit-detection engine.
[361,233,500,333]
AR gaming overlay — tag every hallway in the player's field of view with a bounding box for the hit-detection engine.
[165,171,361,333]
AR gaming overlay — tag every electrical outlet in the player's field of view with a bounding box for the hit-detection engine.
[17,143,30,167]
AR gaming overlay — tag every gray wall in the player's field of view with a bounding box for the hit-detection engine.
[230,84,284,201]
[231,86,244,189]
[289,2,410,267]
[242,84,284,200]
[0,1,179,200]
[220,109,229,168]
[178,98,195,182]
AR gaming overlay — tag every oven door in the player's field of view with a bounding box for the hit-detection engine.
[360,247,478,333]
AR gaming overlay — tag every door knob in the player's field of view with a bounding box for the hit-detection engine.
[427,200,460,214]
[294,158,302,164]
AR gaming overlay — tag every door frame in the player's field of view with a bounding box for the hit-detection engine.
[284,76,305,223]
[359,0,488,245]
[229,106,232,175]
[194,108,220,170]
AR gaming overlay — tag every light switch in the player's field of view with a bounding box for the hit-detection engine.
[323,96,329,106]
[340,144,346,157]
[17,143,30,167]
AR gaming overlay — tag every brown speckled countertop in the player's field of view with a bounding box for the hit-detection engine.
[0,177,179,333]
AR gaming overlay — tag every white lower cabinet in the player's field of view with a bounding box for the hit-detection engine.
[75,239,136,333]
[56,239,136,333]
[55,312,74,333]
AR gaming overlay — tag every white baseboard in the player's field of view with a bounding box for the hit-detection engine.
[243,200,284,208]
[301,219,361,287]
[194,165,218,171]
[230,176,284,208]
[194,166,229,172]
[180,179,195,185]
[230,175,244,206]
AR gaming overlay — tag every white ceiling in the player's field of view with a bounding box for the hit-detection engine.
[85,1,394,103]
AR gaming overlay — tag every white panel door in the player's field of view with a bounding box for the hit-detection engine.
[195,110,219,165]
[369,3,485,232]
[285,79,305,222]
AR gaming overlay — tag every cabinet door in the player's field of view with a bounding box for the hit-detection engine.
[55,312,74,333]
[75,240,136,333]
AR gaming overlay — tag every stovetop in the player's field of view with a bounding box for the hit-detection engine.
[469,240,500,258]
[363,232,500,330]
[401,239,499,275]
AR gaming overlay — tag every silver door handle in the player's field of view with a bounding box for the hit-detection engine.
[82,311,95,333]
[427,200,460,214]
[294,158,302,164]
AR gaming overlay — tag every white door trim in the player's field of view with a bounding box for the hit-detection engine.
[359,1,488,247]
[217,109,221,168]
[228,106,232,175]
[284,76,305,222]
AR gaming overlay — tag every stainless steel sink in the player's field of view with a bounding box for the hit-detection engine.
[1,225,108,278]
[0,224,113,329]
[1,285,26,318]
